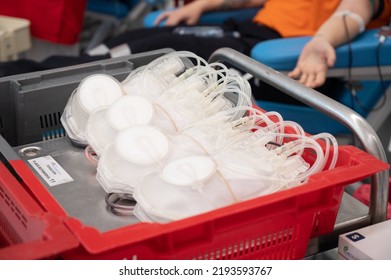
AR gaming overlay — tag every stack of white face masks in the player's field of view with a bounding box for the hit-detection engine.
[132,107,338,223]
[60,51,339,223]
[63,52,252,155]
[61,74,125,146]
[97,123,217,195]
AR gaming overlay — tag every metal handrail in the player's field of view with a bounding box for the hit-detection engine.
[209,48,389,227]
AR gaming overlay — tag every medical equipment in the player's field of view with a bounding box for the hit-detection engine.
[1,49,387,260]
[82,53,253,157]
[60,48,340,223]
[86,95,156,156]
[61,74,125,146]
[333,10,366,34]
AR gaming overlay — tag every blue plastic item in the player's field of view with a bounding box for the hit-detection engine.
[251,29,391,70]
[143,8,258,27]
[87,0,139,19]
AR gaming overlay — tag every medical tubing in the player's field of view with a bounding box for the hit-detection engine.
[179,119,249,153]
[206,77,252,108]
[223,78,252,104]
[195,66,252,108]
[159,82,251,127]
[136,52,197,98]
[84,145,99,165]
[176,106,271,144]
[145,51,209,75]
[199,64,231,91]
[224,106,272,123]
[254,120,307,147]
[203,87,252,109]
[271,136,326,181]
[311,134,330,171]
[246,107,283,126]
[179,105,333,180]
[311,132,339,170]
[136,63,248,131]
[232,115,298,147]
[170,63,217,88]
[217,128,328,183]
[208,63,251,95]
[155,64,226,107]
[194,66,250,103]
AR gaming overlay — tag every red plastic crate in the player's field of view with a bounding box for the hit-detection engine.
[0,160,79,260]
[4,145,389,260]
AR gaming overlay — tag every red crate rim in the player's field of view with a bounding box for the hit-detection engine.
[8,144,389,254]
[0,161,79,260]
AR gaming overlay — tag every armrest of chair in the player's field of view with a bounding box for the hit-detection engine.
[87,0,134,19]
[250,29,391,79]
[143,7,258,27]
[86,0,161,19]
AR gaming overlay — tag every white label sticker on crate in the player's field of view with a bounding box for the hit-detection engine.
[28,155,74,187]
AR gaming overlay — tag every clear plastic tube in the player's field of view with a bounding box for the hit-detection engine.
[84,145,99,166]
[311,133,339,170]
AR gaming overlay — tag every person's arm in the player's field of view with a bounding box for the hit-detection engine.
[288,0,377,88]
[154,0,265,26]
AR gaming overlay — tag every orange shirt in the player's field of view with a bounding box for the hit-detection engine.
[253,0,391,38]
[368,0,391,29]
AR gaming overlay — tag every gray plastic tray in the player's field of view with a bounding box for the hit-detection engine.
[0,49,172,147]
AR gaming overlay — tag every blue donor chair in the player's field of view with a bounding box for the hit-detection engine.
[143,8,391,136]
[251,29,391,135]
[143,7,258,27]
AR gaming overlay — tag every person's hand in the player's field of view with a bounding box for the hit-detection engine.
[154,1,205,26]
[288,36,336,88]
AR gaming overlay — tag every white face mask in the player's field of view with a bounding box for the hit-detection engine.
[122,52,189,99]
[213,121,338,198]
[96,125,171,194]
[132,131,328,223]
[215,148,309,201]
[85,95,156,156]
[133,155,237,223]
[133,106,339,223]
[84,106,114,157]
[61,74,124,146]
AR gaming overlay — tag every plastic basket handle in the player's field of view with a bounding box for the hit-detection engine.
[208,47,389,224]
